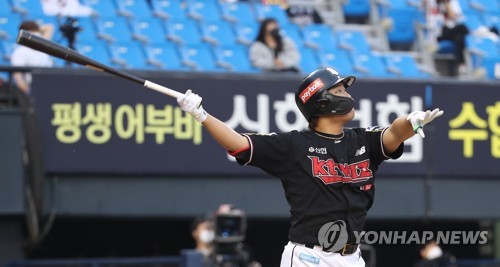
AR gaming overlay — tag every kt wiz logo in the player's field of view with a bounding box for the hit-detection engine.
[318,220,348,252]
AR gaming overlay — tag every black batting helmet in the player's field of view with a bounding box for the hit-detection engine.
[295,68,356,121]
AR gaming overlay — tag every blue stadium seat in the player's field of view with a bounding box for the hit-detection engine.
[186,0,221,21]
[109,41,151,70]
[145,42,188,71]
[254,3,290,25]
[386,8,418,50]
[301,24,336,50]
[213,44,260,73]
[383,53,430,78]
[351,52,395,78]
[482,12,500,29]
[96,17,133,43]
[317,49,355,75]
[481,57,500,79]
[11,0,44,16]
[115,0,152,18]
[298,46,320,74]
[81,0,117,17]
[335,30,371,53]
[0,0,12,15]
[234,22,258,45]
[343,0,370,20]
[280,24,304,47]
[179,44,225,72]
[466,35,500,69]
[220,2,256,23]
[26,14,59,30]
[75,40,112,66]
[0,41,16,63]
[164,18,202,45]
[0,14,22,41]
[463,11,485,32]
[469,0,500,13]
[151,0,186,20]
[200,20,236,45]
[130,17,167,44]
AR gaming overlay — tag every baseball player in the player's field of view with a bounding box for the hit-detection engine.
[177,68,443,267]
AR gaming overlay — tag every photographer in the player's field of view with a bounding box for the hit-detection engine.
[191,205,260,267]
[59,16,81,50]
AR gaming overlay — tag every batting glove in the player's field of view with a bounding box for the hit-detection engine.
[177,89,207,123]
[407,108,444,138]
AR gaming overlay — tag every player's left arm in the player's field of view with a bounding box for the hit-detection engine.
[382,108,444,154]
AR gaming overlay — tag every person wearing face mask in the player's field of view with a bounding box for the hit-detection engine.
[414,240,456,267]
[191,217,216,262]
[10,21,54,95]
[249,18,300,73]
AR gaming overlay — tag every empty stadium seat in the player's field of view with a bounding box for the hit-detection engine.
[115,0,152,18]
[280,24,304,47]
[254,4,290,25]
[466,35,500,69]
[385,8,419,50]
[463,11,485,32]
[164,18,202,45]
[213,44,260,73]
[11,0,44,16]
[186,0,221,21]
[96,17,133,43]
[335,30,372,53]
[145,42,188,71]
[151,0,186,20]
[383,53,430,78]
[130,17,167,44]
[0,41,16,62]
[482,12,500,30]
[81,0,117,17]
[75,40,112,66]
[200,20,236,45]
[234,22,259,45]
[0,0,12,14]
[343,0,370,21]
[317,49,355,75]
[0,14,22,41]
[301,24,336,50]
[298,46,320,74]
[179,44,225,72]
[220,2,256,24]
[109,41,151,70]
[351,52,395,78]
[469,0,500,13]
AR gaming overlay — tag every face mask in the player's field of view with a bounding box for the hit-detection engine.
[270,29,281,39]
[425,246,443,260]
[199,229,214,244]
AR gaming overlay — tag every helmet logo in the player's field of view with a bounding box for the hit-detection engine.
[299,78,324,104]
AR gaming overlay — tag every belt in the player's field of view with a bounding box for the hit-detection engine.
[296,242,359,256]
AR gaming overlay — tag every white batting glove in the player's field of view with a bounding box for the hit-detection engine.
[407,108,444,138]
[177,89,207,123]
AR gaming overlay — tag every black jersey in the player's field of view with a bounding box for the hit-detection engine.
[233,127,404,245]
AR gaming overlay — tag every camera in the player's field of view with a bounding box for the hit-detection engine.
[59,17,81,49]
[211,207,250,267]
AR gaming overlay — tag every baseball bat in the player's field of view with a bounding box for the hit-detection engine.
[15,29,184,99]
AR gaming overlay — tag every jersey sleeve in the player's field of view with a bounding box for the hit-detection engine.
[364,126,404,166]
[230,132,293,176]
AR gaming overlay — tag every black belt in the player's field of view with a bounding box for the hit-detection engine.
[304,243,359,255]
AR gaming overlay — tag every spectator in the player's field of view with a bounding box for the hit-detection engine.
[11,21,54,94]
[286,4,323,27]
[41,0,95,17]
[435,0,469,75]
[414,240,457,267]
[249,18,300,73]
[191,217,215,264]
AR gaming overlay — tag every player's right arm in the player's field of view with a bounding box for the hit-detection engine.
[177,90,249,153]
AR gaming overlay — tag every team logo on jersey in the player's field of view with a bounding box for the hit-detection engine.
[354,146,366,156]
[308,156,373,184]
[299,78,324,103]
[365,126,384,132]
[308,146,327,154]
[298,253,320,264]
